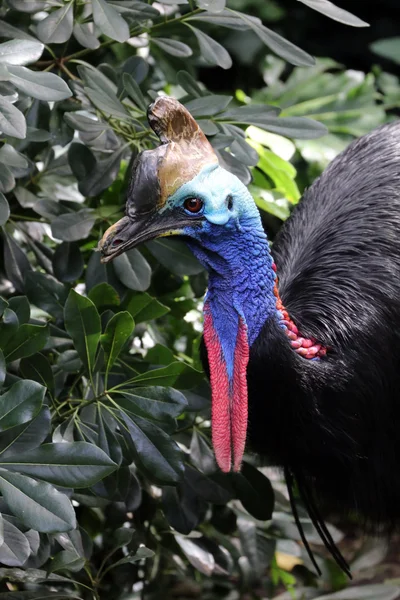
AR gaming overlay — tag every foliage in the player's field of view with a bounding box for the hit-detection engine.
[0,0,397,599]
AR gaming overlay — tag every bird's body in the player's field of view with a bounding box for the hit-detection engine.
[99,98,400,573]
[246,122,400,531]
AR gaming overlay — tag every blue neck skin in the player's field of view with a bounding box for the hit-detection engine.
[187,217,277,379]
[168,164,279,380]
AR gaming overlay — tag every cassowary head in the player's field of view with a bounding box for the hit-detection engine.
[99,96,260,261]
[99,97,274,473]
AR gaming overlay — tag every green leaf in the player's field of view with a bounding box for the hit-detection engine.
[101,311,134,375]
[7,65,72,101]
[371,37,400,65]
[0,19,39,41]
[0,163,15,193]
[128,362,187,387]
[123,292,170,323]
[116,386,187,422]
[20,354,55,396]
[3,232,31,291]
[88,283,120,311]
[51,209,96,242]
[78,147,125,196]
[73,21,100,50]
[92,0,130,42]
[0,407,50,457]
[3,442,117,488]
[4,324,49,362]
[122,413,184,484]
[146,239,203,276]
[8,296,30,324]
[231,461,274,520]
[68,143,96,181]
[185,465,233,504]
[196,0,225,11]
[0,192,10,225]
[48,549,86,574]
[64,289,101,375]
[113,249,151,291]
[0,40,44,65]
[0,380,44,432]
[123,72,147,111]
[0,144,28,168]
[36,2,74,44]
[0,308,19,348]
[221,104,281,121]
[151,38,193,58]
[53,242,84,283]
[185,95,232,116]
[245,115,328,139]
[297,0,369,27]
[177,70,204,97]
[175,535,215,575]
[0,518,30,567]
[0,95,26,139]
[25,272,68,321]
[0,470,76,532]
[235,11,315,67]
[189,26,232,69]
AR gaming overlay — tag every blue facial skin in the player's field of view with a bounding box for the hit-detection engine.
[166,164,278,378]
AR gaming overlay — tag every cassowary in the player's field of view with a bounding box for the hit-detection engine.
[99,97,400,576]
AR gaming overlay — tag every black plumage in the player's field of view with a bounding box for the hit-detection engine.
[243,121,400,569]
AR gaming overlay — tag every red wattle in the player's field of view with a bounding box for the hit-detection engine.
[232,318,249,471]
[203,305,250,473]
[204,308,232,472]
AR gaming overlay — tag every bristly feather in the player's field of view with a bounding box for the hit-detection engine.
[247,121,400,532]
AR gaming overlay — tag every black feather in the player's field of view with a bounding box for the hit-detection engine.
[249,121,400,527]
[202,121,400,570]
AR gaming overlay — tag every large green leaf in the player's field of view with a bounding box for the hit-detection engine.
[297,0,369,27]
[151,38,193,58]
[64,290,101,375]
[0,380,44,432]
[122,413,184,484]
[0,470,76,532]
[3,232,31,291]
[2,442,117,487]
[0,407,50,457]
[0,95,26,139]
[146,239,203,276]
[189,26,232,69]
[52,242,84,283]
[92,0,130,43]
[0,40,43,66]
[113,249,151,291]
[231,461,274,520]
[20,354,55,397]
[115,387,187,422]
[123,292,170,323]
[51,209,97,242]
[101,311,134,376]
[0,518,30,567]
[7,65,72,101]
[4,324,49,362]
[25,272,68,321]
[36,2,74,44]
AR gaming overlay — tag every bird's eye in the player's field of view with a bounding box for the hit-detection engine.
[112,238,123,247]
[184,197,203,213]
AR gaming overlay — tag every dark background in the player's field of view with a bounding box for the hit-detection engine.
[202,0,400,92]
